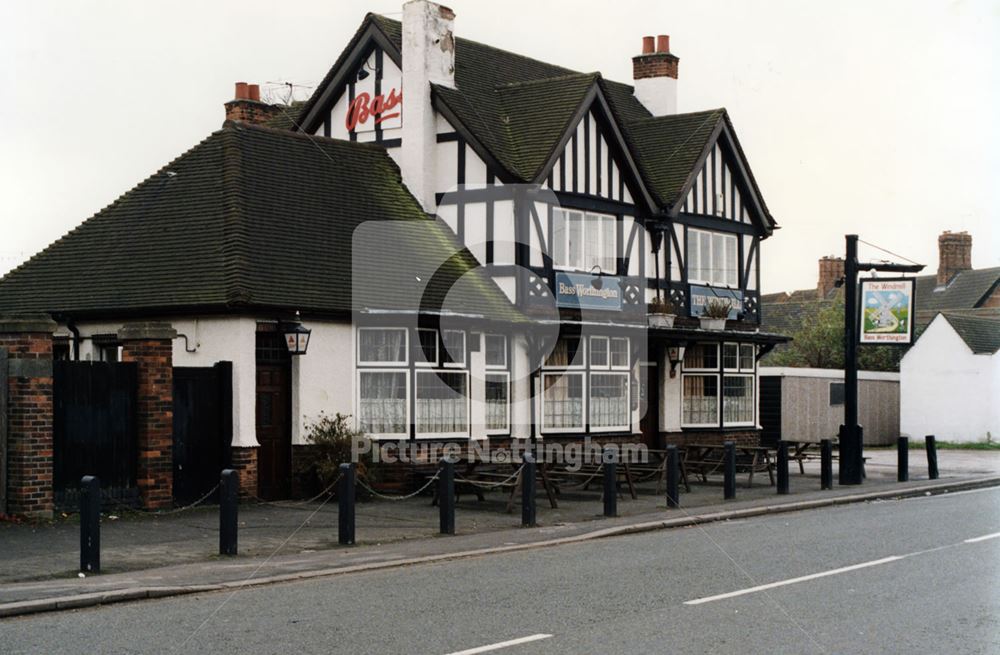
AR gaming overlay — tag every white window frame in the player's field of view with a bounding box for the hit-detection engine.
[414,369,471,439]
[687,228,739,287]
[543,336,587,370]
[356,368,410,438]
[721,373,755,427]
[740,344,756,372]
[441,329,466,368]
[552,208,618,273]
[484,371,511,435]
[682,343,719,373]
[590,336,609,369]
[415,328,438,368]
[588,371,630,432]
[357,327,408,366]
[722,342,740,371]
[540,370,587,434]
[609,337,630,370]
[680,372,721,428]
[484,334,508,369]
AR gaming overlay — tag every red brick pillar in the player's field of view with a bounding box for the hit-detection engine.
[230,447,259,498]
[0,313,57,519]
[119,322,177,509]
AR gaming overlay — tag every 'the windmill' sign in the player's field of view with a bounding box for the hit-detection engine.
[859,278,915,345]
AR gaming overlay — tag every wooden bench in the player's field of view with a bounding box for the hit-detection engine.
[683,444,775,488]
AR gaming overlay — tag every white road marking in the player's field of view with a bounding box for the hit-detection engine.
[444,634,553,655]
[964,532,1000,544]
[684,556,904,605]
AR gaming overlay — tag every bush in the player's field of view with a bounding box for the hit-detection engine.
[297,413,376,493]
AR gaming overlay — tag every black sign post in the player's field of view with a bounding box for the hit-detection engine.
[840,234,923,485]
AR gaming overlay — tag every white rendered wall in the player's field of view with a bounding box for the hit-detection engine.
[291,321,354,445]
[510,335,532,439]
[900,316,998,443]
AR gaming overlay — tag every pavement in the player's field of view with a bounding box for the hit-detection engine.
[1,448,998,619]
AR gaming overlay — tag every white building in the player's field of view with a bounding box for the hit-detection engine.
[900,312,1000,444]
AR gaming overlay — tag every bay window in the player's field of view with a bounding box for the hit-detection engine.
[358,370,408,436]
[542,372,585,431]
[541,335,631,434]
[485,373,510,433]
[358,327,407,364]
[687,228,738,287]
[681,341,756,428]
[552,209,617,272]
[590,372,629,430]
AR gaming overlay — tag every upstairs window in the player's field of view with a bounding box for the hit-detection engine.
[552,209,616,272]
[688,228,738,287]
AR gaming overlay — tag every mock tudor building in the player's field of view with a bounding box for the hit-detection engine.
[0,2,786,511]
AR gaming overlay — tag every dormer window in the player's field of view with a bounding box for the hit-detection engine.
[552,209,617,272]
[688,228,737,287]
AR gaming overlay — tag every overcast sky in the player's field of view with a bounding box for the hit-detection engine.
[2,0,997,292]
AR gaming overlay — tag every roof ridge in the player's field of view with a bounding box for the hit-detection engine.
[627,108,726,125]
[220,127,251,306]
[495,71,601,90]
[222,119,391,153]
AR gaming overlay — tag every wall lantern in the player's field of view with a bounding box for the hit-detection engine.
[282,312,312,356]
[667,343,686,378]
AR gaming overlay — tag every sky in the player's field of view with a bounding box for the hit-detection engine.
[1,0,998,293]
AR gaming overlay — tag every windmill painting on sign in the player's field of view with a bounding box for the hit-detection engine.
[859,278,915,345]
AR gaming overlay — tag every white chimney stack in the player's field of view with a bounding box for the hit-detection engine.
[632,34,678,116]
[401,0,456,211]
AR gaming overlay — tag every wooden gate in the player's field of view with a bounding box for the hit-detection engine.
[172,362,233,505]
[53,360,138,508]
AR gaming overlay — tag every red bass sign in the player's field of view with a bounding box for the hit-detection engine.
[345,85,402,133]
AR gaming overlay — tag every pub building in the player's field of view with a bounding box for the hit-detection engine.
[0,1,787,506]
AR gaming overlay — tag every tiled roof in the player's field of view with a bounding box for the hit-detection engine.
[940,311,1000,354]
[298,14,769,221]
[0,122,521,322]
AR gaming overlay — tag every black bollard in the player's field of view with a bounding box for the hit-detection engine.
[338,463,356,545]
[521,452,537,527]
[602,447,617,517]
[776,441,789,495]
[820,439,833,490]
[925,435,939,480]
[723,441,736,500]
[80,475,100,574]
[219,469,239,556]
[665,445,680,509]
[897,437,909,482]
[439,458,455,535]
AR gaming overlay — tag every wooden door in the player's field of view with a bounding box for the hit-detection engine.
[256,364,291,500]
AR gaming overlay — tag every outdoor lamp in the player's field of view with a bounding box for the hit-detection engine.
[589,265,603,290]
[667,343,686,378]
[282,311,312,356]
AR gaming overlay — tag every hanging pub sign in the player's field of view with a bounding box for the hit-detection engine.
[345,76,402,133]
[689,285,743,319]
[859,277,915,345]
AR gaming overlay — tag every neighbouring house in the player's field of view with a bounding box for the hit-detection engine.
[0,2,789,514]
[900,311,1000,444]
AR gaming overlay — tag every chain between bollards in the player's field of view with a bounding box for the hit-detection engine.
[80,475,100,574]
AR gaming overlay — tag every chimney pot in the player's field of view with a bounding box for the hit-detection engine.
[248,84,261,102]
[656,35,670,53]
[642,36,655,54]
[234,82,249,100]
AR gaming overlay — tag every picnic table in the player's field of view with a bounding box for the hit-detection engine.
[630,448,692,495]
[683,443,775,488]
[782,439,867,477]
[430,459,559,513]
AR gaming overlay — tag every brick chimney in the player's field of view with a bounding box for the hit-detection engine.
[817,256,845,299]
[632,34,678,116]
[937,230,972,287]
[224,82,281,125]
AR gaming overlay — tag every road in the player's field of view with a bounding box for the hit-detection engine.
[3,487,999,654]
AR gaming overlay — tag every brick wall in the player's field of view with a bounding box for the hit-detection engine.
[661,430,762,448]
[231,446,259,498]
[632,53,679,80]
[119,323,176,509]
[0,314,57,518]
[937,231,972,286]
